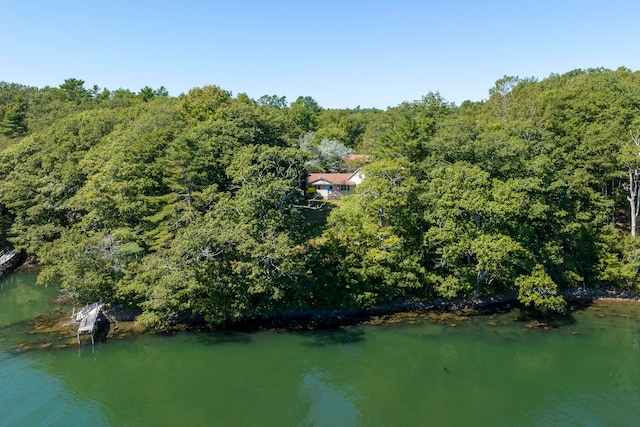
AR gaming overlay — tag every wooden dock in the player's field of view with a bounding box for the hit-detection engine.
[73,302,104,344]
[0,248,18,276]
[0,249,16,265]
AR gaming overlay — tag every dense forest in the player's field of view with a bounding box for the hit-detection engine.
[2,68,640,327]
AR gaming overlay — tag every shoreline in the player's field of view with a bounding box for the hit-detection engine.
[102,284,640,333]
[11,259,640,333]
[9,281,639,351]
[9,258,638,340]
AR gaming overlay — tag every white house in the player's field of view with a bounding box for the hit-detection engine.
[306,169,364,199]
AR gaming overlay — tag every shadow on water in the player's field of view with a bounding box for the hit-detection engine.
[195,331,253,345]
[513,306,579,329]
[93,312,111,343]
[298,326,366,347]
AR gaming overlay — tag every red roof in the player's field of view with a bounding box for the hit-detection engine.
[342,154,371,162]
[306,173,356,186]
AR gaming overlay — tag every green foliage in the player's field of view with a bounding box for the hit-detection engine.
[256,94,287,109]
[178,85,232,124]
[0,97,28,137]
[121,145,312,325]
[365,92,454,163]
[137,86,169,102]
[322,158,426,306]
[315,107,381,149]
[515,265,567,313]
[56,78,91,104]
[289,96,321,133]
[320,68,640,314]
[3,69,640,325]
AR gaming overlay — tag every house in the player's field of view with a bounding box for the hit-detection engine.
[306,169,364,199]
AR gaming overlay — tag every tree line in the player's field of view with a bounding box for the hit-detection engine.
[1,68,639,327]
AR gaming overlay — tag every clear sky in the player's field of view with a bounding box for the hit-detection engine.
[3,0,640,109]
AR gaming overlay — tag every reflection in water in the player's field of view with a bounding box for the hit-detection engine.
[195,331,253,345]
[296,367,362,427]
[2,272,640,426]
[299,327,366,347]
[0,270,59,327]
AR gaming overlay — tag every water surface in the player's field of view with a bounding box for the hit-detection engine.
[1,272,639,426]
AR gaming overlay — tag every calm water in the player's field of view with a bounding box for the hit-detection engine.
[1,272,639,426]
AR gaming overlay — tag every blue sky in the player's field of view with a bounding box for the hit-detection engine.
[2,0,640,109]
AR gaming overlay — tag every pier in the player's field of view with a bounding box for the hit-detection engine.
[0,247,19,276]
[73,302,105,345]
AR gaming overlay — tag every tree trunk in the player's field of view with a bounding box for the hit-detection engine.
[629,170,637,238]
[629,131,640,238]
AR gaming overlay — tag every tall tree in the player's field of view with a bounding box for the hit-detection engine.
[57,78,89,103]
[0,97,28,137]
[289,96,321,133]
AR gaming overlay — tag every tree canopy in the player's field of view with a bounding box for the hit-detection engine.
[2,68,640,326]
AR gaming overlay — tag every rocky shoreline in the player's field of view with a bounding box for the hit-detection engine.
[561,285,640,302]
[100,284,640,332]
[10,258,640,333]
[11,279,640,351]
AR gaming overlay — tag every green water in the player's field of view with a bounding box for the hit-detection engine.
[1,272,639,426]
[0,270,59,327]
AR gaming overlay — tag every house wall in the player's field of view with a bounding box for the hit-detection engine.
[349,170,364,185]
[313,185,354,199]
